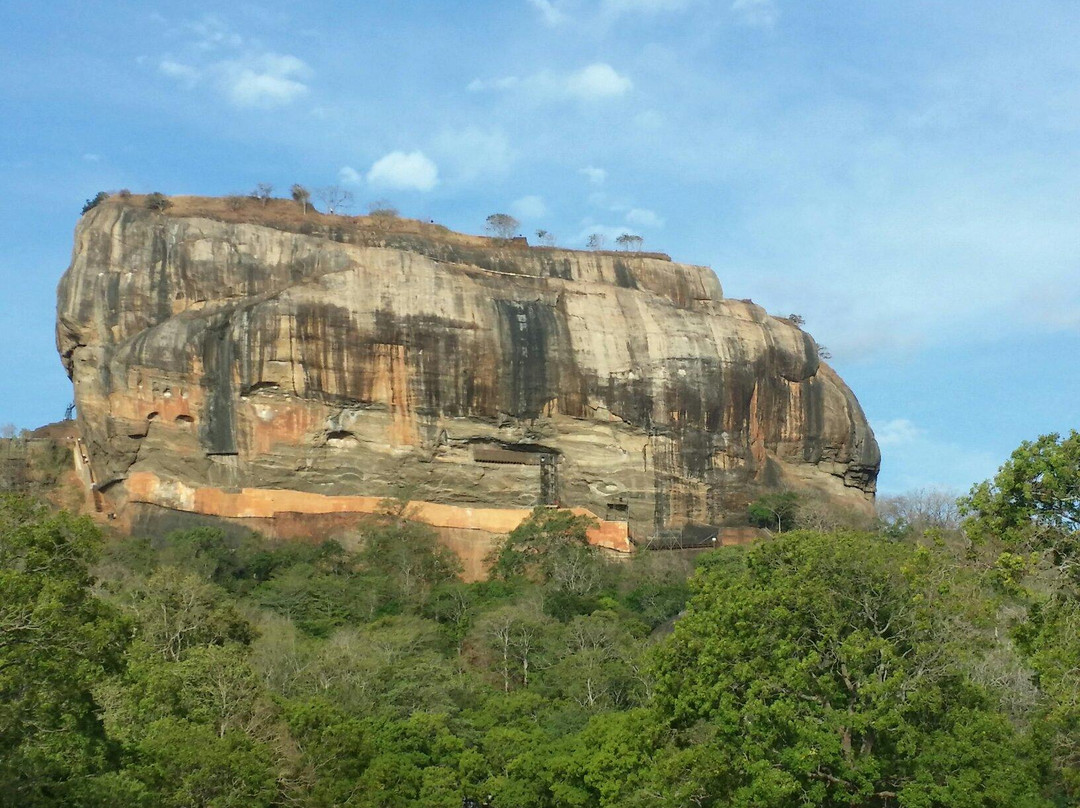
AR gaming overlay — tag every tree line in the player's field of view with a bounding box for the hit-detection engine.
[1,431,1077,806]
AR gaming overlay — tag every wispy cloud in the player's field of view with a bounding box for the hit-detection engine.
[433,127,515,182]
[875,418,923,448]
[565,63,632,99]
[218,54,310,107]
[158,59,200,86]
[626,207,665,228]
[184,14,244,50]
[338,166,363,185]
[511,195,548,219]
[580,166,607,185]
[526,0,569,26]
[731,0,779,28]
[156,16,311,108]
[870,416,999,495]
[466,76,521,93]
[468,62,632,101]
[603,0,691,15]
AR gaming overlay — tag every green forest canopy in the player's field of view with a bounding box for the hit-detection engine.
[1,431,1077,807]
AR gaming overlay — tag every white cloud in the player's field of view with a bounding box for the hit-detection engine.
[82,153,101,162]
[869,417,999,495]
[511,195,548,219]
[467,75,521,92]
[433,127,515,181]
[603,0,690,14]
[580,166,607,185]
[185,14,244,50]
[367,150,439,191]
[468,63,632,101]
[874,418,923,447]
[156,17,310,109]
[338,166,363,185]
[218,53,311,108]
[732,0,779,28]
[159,59,200,86]
[565,63,633,99]
[626,207,665,228]
[527,0,568,25]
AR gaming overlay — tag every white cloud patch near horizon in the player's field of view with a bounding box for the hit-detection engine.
[338,166,363,185]
[367,151,439,191]
[874,418,923,447]
[869,417,1000,495]
[626,207,665,228]
[432,127,515,182]
[511,195,548,219]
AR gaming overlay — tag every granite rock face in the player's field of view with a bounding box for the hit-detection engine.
[57,197,879,542]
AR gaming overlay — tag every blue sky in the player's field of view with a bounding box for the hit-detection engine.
[1,0,1077,495]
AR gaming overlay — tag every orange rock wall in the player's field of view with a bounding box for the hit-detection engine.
[124,470,631,579]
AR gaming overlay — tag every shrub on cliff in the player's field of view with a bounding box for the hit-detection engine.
[251,182,274,205]
[81,191,109,214]
[144,192,171,212]
[367,198,398,218]
[485,213,519,240]
[290,183,311,213]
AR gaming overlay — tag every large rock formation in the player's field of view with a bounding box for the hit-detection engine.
[57,196,878,556]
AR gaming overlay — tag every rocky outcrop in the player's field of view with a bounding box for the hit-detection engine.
[57,196,878,551]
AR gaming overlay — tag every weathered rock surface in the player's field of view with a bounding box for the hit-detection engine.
[57,196,878,545]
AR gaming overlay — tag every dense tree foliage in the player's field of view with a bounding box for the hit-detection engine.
[961,430,1080,579]
[747,491,800,532]
[2,429,1078,806]
[653,532,1048,807]
[0,495,129,805]
[960,430,1080,799]
[81,191,109,214]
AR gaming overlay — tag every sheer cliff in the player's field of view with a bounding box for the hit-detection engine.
[56,196,878,548]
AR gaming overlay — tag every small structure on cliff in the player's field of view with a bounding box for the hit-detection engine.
[56,195,879,574]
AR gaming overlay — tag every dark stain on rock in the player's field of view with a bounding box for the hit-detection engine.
[494,299,560,419]
[201,314,238,454]
[613,260,639,290]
